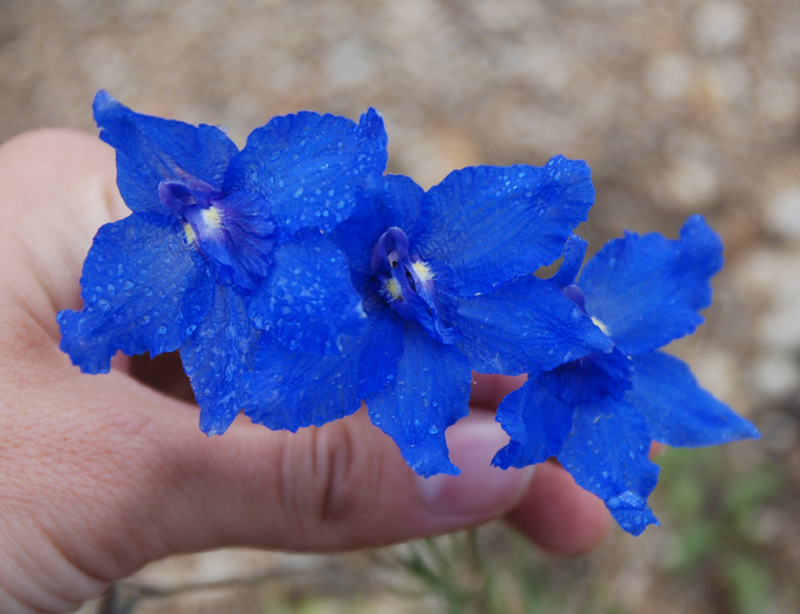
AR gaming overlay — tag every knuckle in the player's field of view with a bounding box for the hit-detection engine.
[280,418,384,545]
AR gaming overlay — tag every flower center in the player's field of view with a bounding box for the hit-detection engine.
[371,227,457,344]
[545,283,631,403]
[159,179,224,242]
[159,179,276,289]
[562,283,610,336]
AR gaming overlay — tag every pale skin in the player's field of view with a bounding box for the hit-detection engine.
[0,129,609,614]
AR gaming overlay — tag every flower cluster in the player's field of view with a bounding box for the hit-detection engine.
[59,92,758,534]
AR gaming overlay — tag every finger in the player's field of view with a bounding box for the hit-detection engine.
[6,377,535,603]
[505,460,610,556]
[0,129,126,338]
[470,373,526,410]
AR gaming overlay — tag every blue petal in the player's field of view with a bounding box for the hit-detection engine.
[242,304,403,431]
[415,156,595,295]
[332,174,427,293]
[93,90,239,220]
[558,398,661,536]
[365,325,473,477]
[248,232,366,355]
[242,332,364,432]
[454,275,613,376]
[580,215,723,355]
[539,347,633,405]
[226,108,388,234]
[58,215,215,373]
[355,302,405,398]
[549,234,588,288]
[492,375,575,469]
[180,285,255,435]
[627,350,760,446]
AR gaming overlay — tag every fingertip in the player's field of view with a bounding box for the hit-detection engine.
[417,412,535,518]
[505,461,610,556]
[650,441,667,459]
[469,373,527,410]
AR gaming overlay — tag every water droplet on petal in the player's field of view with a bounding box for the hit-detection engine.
[606,490,645,510]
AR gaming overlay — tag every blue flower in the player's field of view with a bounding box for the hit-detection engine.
[493,216,760,535]
[243,159,613,476]
[58,91,387,434]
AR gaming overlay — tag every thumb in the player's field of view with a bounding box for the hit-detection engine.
[4,382,533,608]
[53,403,532,582]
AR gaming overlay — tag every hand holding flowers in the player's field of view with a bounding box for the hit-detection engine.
[0,127,605,613]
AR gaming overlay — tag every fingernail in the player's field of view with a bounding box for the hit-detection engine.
[417,416,535,517]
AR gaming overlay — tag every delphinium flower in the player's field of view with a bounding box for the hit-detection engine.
[492,216,760,534]
[243,159,615,476]
[58,91,387,434]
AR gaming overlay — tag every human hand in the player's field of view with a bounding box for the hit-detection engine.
[0,129,609,613]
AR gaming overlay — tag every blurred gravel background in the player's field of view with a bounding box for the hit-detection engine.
[2,0,798,612]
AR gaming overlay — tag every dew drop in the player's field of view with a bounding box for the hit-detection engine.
[606,490,644,510]
[294,187,304,198]
[428,425,439,435]
[97,299,110,312]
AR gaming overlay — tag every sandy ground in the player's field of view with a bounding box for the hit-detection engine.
[2,1,798,612]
